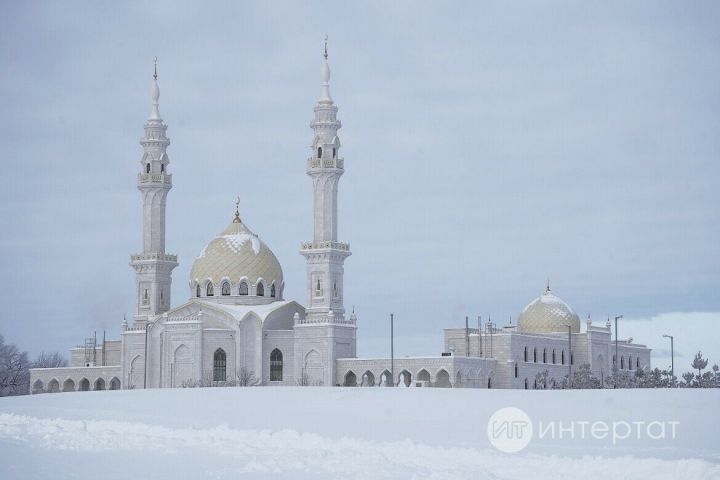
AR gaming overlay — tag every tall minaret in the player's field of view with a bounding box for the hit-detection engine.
[300,38,352,322]
[129,60,178,328]
[297,40,355,386]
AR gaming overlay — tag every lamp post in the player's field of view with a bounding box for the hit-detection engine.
[662,334,674,387]
[614,315,623,389]
[562,323,572,388]
[390,313,394,387]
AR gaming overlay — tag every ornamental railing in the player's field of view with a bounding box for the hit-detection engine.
[130,253,178,262]
[300,241,350,251]
[137,173,172,184]
[307,158,344,170]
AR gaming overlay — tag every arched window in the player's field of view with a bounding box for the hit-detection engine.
[533,348,538,363]
[562,350,565,365]
[221,282,231,296]
[270,349,283,381]
[317,147,322,158]
[206,283,214,296]
[160,164,165,173]
[543,348,547,363]
[256,282,264,296]
[213,349,226,382]
[524,378,528,389]
[146,163,150,173]
[239,281,248,295]
[332,147,336,158]
[571,353,574,365]
[196,284,201,297]
[524,347,528,362]
[514,363,518,378]
[270,283,276,298]
[534,379,538,389]
[628,355,633,370]
[620,355,625,370]
[637,357,640,369]
[552,349,556,364]
[487,377,492,389]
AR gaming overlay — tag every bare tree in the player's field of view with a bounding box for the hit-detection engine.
[0,335,31,396]
[33,351,69,368]
[236,367,259,386]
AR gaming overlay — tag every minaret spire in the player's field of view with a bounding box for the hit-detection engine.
[149,57,162,122]
[319,35,332,104]
[130,59,177,328]
[299,40,355,387]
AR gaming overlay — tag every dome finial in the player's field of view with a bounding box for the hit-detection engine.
[153,56,158,80]
[233,196,241,223]
[324,34,328,59]
[545,278,551,293]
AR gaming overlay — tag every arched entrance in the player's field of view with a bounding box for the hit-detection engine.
[417,369,431,384]
[94,378,106,390]
[343,371,357,386]
[398,370,412,387]
[79,378,90,391]
[47,379,59,393]
[62,378,75,392]
[435,369,451,388]
[379,370,392,387]
[32,379,44,394]
[361,371,375,386]
[109,377,121,390]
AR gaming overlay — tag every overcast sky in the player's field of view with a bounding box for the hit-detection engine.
[1,1,718,373]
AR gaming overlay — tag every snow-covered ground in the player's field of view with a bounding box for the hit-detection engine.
[1,387,718,479]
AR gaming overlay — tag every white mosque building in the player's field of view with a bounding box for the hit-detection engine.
[29,46,651,393]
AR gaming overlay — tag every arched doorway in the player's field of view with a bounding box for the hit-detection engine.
[110,377,121,390]
[32,379,44,394]
[435,369,451,388]
[47,379,59,393]
[344,371,357,386]
[398,370,412,387]
[380,370,392,387]
[63,378,75,392]
[361,371,375,386]
[79,378,90,391]
[94,378,105,391]
[417,369,431,384]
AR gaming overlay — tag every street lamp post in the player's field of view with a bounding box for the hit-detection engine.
[614,315,623,388]
[662,334,674,387]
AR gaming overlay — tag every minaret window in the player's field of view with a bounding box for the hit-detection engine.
[524,347,528,362]
[270,349,283,381]
[543,348,547,363]
[221,282,230,296]
[332,147,336,158]
[317,147,322,158]
[256,282,265,297]
[213,349,226,382]
[562,350,566,365]
[143,289,149,305]
[533,348,537,363]
[270,283,276,298]
[161,164,165,173]
[196,284,201,297]
[206,283,214,297]
[552,349,556,364]
[239,281,248,295]
[146,163,150,173]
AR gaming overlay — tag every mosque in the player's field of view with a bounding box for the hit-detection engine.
[29,45,651,393]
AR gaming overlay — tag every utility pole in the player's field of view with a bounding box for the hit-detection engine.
[390,313,394,387]
[477,315,482,357]
[465,316,469,357]
[663,334,674,387]
[614,315,623,388]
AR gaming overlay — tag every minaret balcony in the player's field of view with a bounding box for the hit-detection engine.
[307,157,344,171]
[137,173,173,185]
[130,252,178,263]
[300,241,350,252]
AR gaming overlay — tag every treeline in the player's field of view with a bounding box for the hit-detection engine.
[0,334,68,396]
[535,351,720,389]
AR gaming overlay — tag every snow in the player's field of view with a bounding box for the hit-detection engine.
[221,233,261,255]
[1,388,718,479]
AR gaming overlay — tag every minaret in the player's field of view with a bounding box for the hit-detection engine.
[129,59,178,328]
[300,38,351,322]
[297,40,355,386]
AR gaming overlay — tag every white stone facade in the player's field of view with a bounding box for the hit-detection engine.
[29,46,651,394]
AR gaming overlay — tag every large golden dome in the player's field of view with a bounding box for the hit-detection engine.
[517,285,580,334]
